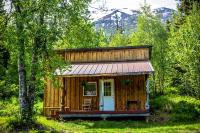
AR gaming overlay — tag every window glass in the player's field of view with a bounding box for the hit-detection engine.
[104,82,111,96]
[83,82,97,96]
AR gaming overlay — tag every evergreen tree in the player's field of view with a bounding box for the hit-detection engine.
[0,0,9,79]
[178,0,200,14]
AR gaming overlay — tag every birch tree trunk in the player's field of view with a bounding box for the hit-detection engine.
[17,37,29,122]
[13,0,31,123]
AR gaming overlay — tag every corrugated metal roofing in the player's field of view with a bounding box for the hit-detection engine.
[55,61,154,77]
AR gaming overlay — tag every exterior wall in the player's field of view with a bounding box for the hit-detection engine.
[58,47,150,63]
[114,75,147,111]
[44,75,147,116]
[44,78,62,116]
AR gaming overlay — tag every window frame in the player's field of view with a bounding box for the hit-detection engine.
[103,81,112,96]
[83,82,97,96]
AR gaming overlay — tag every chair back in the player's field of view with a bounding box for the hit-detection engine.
[83,98,92,105]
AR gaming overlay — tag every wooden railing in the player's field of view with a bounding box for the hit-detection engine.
[44,107,69,116]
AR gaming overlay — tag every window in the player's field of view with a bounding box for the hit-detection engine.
[104,82,112,96]
[83,82,97,96]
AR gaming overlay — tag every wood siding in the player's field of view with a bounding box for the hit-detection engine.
[59,48,150,63]
[44,75,147,116]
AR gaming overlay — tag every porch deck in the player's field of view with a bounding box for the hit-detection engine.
[58,110,150,119]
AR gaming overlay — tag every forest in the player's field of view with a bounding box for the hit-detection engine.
[0,0,200,132]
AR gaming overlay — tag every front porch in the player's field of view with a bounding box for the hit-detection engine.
[44,75,152,118]
[57,110,150,119]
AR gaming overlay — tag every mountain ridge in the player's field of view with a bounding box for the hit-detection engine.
[93,7,175,36]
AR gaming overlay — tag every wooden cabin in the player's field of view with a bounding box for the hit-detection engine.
[43,45,154,118]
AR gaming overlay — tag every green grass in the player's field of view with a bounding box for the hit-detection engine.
[36,116,200,133]
[1,116,199,133]
[1,93,200,132]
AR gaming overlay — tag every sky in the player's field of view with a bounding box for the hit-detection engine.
[90,0,178,20]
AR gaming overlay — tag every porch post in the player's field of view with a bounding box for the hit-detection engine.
[101,80,104,111]
[145,75,150,110]
[60,78,66,112]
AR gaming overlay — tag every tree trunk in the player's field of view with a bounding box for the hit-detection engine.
[14,0,36,123]
[14,1,30,123]
[18,39,30,122]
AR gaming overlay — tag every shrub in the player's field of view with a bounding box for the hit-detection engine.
[0,81,18,100]
[171,99,200,122]
[150,95,173,113]
[150,93,200,122]
[0,97,19,117]
[34,101,43,115]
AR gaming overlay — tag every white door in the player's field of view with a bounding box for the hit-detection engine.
[99,79,115,111]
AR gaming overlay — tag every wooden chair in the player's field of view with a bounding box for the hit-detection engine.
[82,98,92,111]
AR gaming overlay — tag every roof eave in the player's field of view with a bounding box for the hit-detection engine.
[55,71,155,77]
[55,45,152,53]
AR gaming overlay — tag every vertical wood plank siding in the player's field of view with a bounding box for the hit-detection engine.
[44,79,62,116]
[44,46,152,116]
[60,48,149,63]
[44,75,147,116]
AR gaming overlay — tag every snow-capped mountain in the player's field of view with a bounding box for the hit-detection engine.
[92,7,175,36]
[153,7,174,21]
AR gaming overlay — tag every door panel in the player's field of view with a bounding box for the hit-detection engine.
[99,79,114,111]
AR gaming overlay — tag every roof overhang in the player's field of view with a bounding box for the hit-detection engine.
[55,61,154,77]
[55,45,152,53]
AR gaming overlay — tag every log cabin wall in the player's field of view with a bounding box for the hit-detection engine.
[56,46,151,63]
[44,75,147,116]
